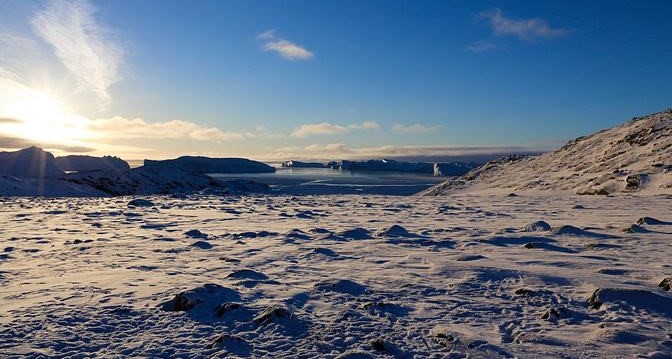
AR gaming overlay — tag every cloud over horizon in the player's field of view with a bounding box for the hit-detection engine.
[258,30,314,61]
[291,121,380,138]
[89,117,245,142]
[268,142,554,162]
[392,123,440,134]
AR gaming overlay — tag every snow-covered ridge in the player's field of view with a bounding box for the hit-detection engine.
[424,108,672,195]
[0,148,271,197]
[144,156,275,174]
[55,155,130,172]
[0,146,63,178]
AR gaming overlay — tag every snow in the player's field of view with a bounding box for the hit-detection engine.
[0,146,63,178]
[424,109,672,196]
[1,193,671,357]
[1,109,672,357]
[55,155,130,172]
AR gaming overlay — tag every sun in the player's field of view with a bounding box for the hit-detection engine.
[0,87,92,144]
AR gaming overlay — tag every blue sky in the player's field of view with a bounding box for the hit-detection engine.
[0,0,671,160]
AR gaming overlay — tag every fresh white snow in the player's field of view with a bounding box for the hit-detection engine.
[1,193,671,358]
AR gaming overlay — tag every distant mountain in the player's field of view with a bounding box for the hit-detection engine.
[55,155,130,172]
[326,159,477,176]
[424,109,672,195]
[0,148,273,196]
[0,146,64,178]
[281,160,326,168]
[144,156,275,174]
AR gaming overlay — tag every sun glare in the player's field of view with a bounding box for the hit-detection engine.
[0,88,91,144]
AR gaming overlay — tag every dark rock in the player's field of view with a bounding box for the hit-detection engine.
[210,334,251,352]
[191,241,212,250]
[253,304,291,325]
[659,277,672,291]
[185,229,208,239]
[625,174,649,191]
[637,217,671,225]
[128,199,154,207]
[215,302,242,317]
[370,339,385,351]
[541,307,570,320]
[524,220,551,232]
[429,326,458,347]
[514,288,535,296]
[587,288,672,317]
[161,284,239,312]
[623,224,650,233]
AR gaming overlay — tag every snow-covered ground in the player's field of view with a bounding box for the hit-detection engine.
[1,193,671,358]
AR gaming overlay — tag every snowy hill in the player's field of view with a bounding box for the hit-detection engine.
[0,148,273,197]
[424,109,672,195]
[55,155,130,172]
[0,146,64,178]
[144,156,275,174]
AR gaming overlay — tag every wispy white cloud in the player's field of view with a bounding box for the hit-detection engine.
[88,117,245,141]
[348,121,381,130]
[31,0,124,104]
[291,121,380,138]
[291,122,347,137]
[0,34,38,51]
[466,41,501,53]
[478,8,568,41]
[392,123,440,134]
[258,30,314,61]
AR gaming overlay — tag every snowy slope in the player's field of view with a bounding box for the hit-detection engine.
[424,109,672,195]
